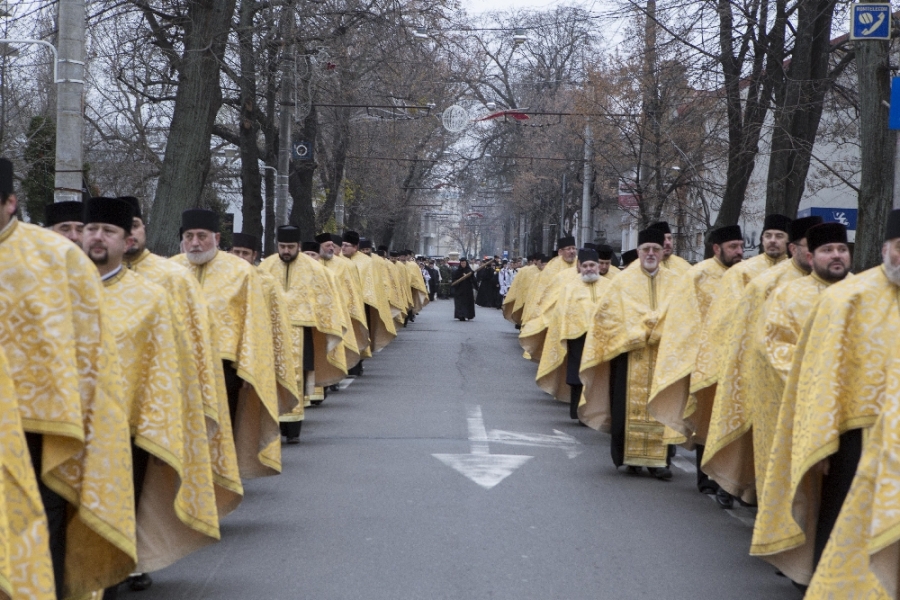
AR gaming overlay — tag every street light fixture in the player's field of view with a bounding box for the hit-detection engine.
[513,28,528,45]
[414,26,429,41]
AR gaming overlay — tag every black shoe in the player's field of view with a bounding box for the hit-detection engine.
[311,399,324,405]
[698,481,719,495]
[716,488,734,509]
[647,467,673,481]
[624,465,642,475]
[128,573,152,591]
[328,384,339,392]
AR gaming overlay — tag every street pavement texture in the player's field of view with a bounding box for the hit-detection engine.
[128,299,802,600]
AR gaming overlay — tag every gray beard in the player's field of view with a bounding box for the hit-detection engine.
[581,273,600,283]
[187,247,217,265]
[884,258,900,285]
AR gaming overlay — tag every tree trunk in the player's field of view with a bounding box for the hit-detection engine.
[316,108,349,231]
[854,35,894,271]
[237,0,264,243]
[287,105,318,240]
[764,0,837,218]
[147,0,238,255]
[712,0,781,228]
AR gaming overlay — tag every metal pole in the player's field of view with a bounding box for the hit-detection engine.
[54,0,85,203]
[334,165,345,231]
[276,8,293,225]
[580,121,593,246]
[559,173,566,236]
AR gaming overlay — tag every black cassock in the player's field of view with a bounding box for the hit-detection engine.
[475,267,502,308]
[452,266,477,320]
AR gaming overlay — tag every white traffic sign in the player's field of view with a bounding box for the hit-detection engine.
[441,104,470,133]
[850,3,891,40]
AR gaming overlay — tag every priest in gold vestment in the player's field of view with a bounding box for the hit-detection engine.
[343,233,397,353]
[0,159,137,598]
[316,232,370,371]
[502,255,540,326]
[230,232,304,444]
[519,237,578,362]
[578,228,679,479]
[260,228,346,418]
[80,198,219,598]
[173,209,285,480]
[535,248,610,419]
[648,224,743,495]
[689,214,793,404]
[123,198,242,517]
[750,213,900,586]
[805,350,900,599]
[401,250,429,317]
[702,215,821,508]
[0,346,55,600]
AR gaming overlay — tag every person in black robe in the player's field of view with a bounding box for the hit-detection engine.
[452,258,477,320]
[425,260,440,301]
[475,258,501,308]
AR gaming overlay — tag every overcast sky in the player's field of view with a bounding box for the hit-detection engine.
[461,0,566,13]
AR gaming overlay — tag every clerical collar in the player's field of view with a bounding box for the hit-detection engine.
[642,267,659,277]
[101,265,123,281]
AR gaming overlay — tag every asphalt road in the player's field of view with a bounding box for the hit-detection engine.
[128,299,802,600]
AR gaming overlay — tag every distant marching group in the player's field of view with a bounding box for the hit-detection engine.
[502,217,900,598]
[0,157,432,600]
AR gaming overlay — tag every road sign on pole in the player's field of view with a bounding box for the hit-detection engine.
[850,3,891,40]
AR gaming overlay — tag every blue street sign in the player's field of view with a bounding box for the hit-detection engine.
[891,78,900,130]
[291,140,313,161]
[798,207,858,230]
[850,3,891,40]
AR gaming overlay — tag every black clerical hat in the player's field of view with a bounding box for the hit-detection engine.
[789,216,823,242]
[763,214,792,234]
[557,236,576,250]
[301,241,319,252]
[45,201,83,227]
[181,209,219,234]
[649,221,671,234]
[84,197,134,233]
[885,209,900,241]
[807,223,847,252]
[276,225,301,243]
[583,242,597,250]
[0,158,14,195]
[389,250,399,257]
[359,238,372,249]
[314,232,332,245]
[343,230,360,245]
[232,232,259,251]
[621,249,638,266]
[331,234,343,246]
[118,196,141,221]
[377,244,389,252]
[596,244,614,260]
[637,228,665,247]
[578,248,599,263]
[709,225,742,246]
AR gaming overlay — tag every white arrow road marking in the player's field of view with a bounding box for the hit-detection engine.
[432,405,533,490]
[486,429,583,458]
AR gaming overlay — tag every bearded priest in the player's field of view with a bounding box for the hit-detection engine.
[578,227,680,480]
[172,209,284,480]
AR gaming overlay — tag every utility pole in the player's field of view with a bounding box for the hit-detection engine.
[580,122,593,247]
[559,173,567,239]
[276,5,294,225]
[55,0,85,203]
